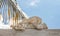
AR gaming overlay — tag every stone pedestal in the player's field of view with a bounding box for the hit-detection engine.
[0,29,60,36]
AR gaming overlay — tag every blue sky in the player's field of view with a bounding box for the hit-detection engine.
[17,0,60,29]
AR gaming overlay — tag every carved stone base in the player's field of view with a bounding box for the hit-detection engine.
[0,29,60,36]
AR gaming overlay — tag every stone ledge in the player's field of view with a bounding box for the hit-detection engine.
[0,29,60,36]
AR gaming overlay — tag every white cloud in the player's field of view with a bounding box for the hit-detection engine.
[17,0,40,7]
[29,0,40,7]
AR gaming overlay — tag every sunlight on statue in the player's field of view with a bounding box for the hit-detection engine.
[10,16,48,31]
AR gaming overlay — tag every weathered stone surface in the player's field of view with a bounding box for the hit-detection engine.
[11,16,47,30]
[0,29,60,36]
